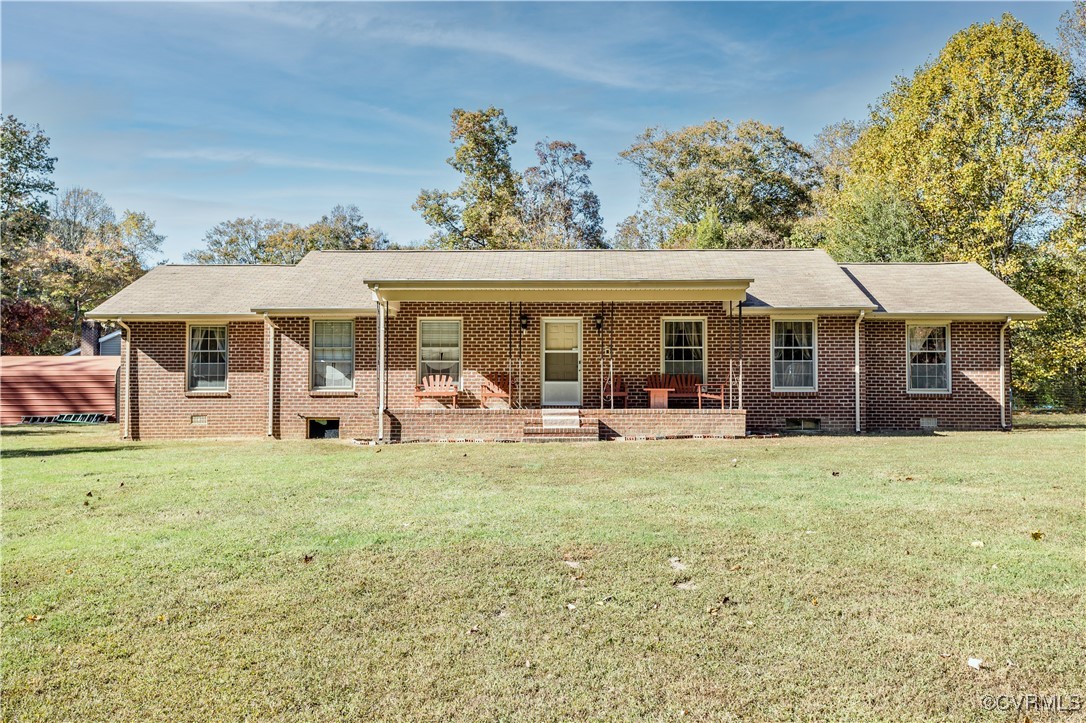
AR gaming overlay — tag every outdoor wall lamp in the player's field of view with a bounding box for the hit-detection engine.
[593,312,605,331]
[519,313,530,331]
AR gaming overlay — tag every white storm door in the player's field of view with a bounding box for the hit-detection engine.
[542,320,582,406]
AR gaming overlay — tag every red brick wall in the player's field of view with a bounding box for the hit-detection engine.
[386,301,751,410]
[739,316,863,434]
[271,316,378,440]
[123,321,267,439]
[118,309,1010,440]
[863,320,1007,431]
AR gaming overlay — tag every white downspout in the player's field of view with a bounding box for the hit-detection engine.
[375,288,386,443]
[854,310,865,433]
[264,313,275,437]
[116,318,132,440]
[1000,316,1012,429]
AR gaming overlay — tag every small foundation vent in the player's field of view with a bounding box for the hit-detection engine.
[920,417,939,430]
[190,415,208,426]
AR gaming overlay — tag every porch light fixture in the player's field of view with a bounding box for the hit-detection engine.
[593,312,604,331]
[518,313,530,331]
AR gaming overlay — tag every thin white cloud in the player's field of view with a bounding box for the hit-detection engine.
[145,148,429,177]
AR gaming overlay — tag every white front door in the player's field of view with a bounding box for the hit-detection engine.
[542,319,582,406]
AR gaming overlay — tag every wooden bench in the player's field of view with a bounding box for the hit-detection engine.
[480,373,515,408]
[415,374,460,408]
[602,375,628,408]
[643,374,703,408]
[668,374,702,402]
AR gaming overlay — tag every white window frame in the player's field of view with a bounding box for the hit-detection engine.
[771,318,818,392]
[310,319,355,391]
[660,317,708,381]
[417,317,464,388]
[185,323,228,392]
[906,323,952,394]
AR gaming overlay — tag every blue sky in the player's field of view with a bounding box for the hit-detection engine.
[2,1,1070,261]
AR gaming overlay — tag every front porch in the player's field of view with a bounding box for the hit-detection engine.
[385,407,747,443]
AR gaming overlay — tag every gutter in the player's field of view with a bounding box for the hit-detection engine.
[115,318,132,440]
[854,310,865,433]
[1000,316,1012,429]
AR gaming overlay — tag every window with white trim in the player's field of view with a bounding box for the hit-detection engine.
[662,319,705,380]
[312,320,354,390]
[188,325,227,390]
[418,319,461,383]
[772,320,816,390]
[908,325,949,392]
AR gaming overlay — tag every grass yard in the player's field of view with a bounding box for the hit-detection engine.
[2,420,1084,721]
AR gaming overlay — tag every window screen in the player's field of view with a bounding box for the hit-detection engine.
[312,321,354,390]
[188,326,227,390]
[773,320,815,389]
[419,320,461,383]
[662,320,705,379]
[908,325,949,391]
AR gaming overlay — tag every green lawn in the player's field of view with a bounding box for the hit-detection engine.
[3,420,1084,721]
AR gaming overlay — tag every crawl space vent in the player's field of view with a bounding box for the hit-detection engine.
[307,418,340,439]
[920,417,939,430]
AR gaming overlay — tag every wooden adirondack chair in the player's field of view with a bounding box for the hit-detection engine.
[480,373,515,408]
[696,382,728,409]
[602,374,628,408]
[414,374,460,408]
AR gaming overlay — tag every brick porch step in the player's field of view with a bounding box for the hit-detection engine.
[523,409,600,442]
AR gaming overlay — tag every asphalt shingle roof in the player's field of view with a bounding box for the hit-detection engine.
[87,264,294,318]
[840,262,1043,318]
[88,250,1042,319]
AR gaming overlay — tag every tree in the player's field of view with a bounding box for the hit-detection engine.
[612,212,667,250]
[186,205,387,265]
[849,14,1080,279]
[1059,0,1086,104]
[0,299,63,355]
[619,119,816,247]
[184,217,289,264]
[25,187,165,344]
[820,180,935,263]
[414,107,524,248]
[1,115,57,300]
[521,140,605,249]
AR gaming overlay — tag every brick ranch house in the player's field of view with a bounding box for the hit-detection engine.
[86,249,1042,442]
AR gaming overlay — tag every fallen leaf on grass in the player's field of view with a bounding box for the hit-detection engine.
[25,615,42,623]
[566,603,577,611]
[811,598,818,606]
[302,554,314,564]
[468,626,480,634]
[728,564,742,572]
[1031,530,1045,541]
[939,653,952,658]
[831,471,840,477]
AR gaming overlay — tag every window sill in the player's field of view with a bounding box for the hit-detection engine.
[771,388,818,395]
[906,390,951,396]
[186,391,230,398]
[309,390,358,398]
